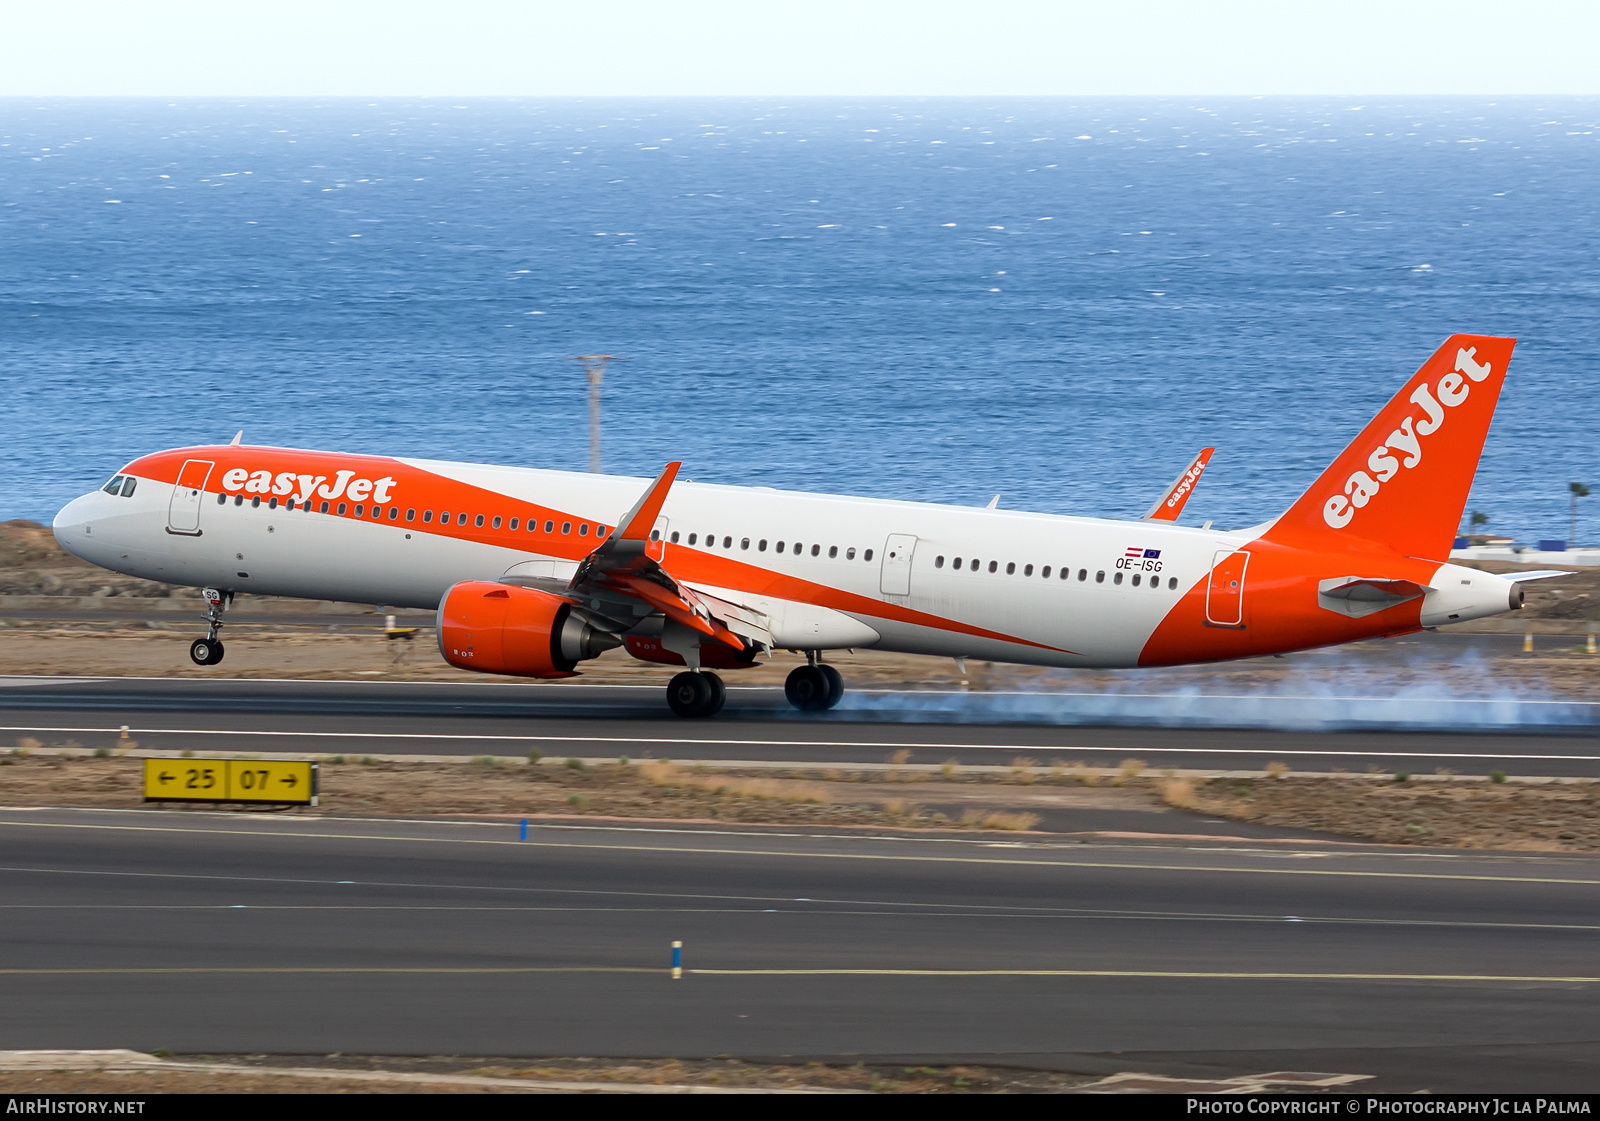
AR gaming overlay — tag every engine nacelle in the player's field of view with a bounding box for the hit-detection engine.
[437,581,618,678]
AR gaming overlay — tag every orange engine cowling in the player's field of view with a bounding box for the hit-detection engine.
[437,581,619,678]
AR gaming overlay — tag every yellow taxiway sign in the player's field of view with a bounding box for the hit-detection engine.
[142,758,317,805]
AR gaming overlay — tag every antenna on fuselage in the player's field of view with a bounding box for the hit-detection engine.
[570,355,623,473]
[229,431,243,446]
[985,494,1000,510]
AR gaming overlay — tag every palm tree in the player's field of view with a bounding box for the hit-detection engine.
[1570,483,1590,548]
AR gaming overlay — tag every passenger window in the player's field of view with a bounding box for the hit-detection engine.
[1095,570,1105,583]
[545,521,554,533]
[687,533,697,545]
[794,542,803,555]
[216,493,226,505]
[579,523,589,536]
[508,517,517,530]
[407,509,416,522]
[741,538,750,550]
[935,555,945,568]
[561,521,570,534]
[235,495,244,506]
[389,507,399,520]
[476,514,485,528]
[670,531,680,543]
[865,549,874,561]
[1132,573,1141,586]
[1079,569,1088,581]
[354,505,364,517]
[775,541,784,552]
[337,503,347,516]
[953,556,962,569]
[651,529,660,541]
[597,526,607,538]
[423,510,433,523]
[987,560,997,573]
[810,544,819,556]
[1006,562,1016,575]
[458,513,468,526]
[846,548,856,560]
[1168,577,1177,590]
[285,499,295,510]
[969,558,978,571]
[121,477,137,498]
[320,501,330,513]
[1024,564,1033,576]
[828,546,837,558]
[758,539,768,552]
[251,496,261,508]
[723,536,732,548]
[268,497,278,509]
[492,516,501,529]
[1114,572,1123,585]
[440,511,450,524]
[1041,565,1050,578]
[103,476,124,495]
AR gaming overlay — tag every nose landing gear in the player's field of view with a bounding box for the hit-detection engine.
[666,671,726,718]
[188,588,231,667]
[785,654,844,712]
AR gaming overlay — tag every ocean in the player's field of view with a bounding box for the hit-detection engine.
[3,98,1597,542]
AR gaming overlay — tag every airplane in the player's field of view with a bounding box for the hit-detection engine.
[53,334,1543,718]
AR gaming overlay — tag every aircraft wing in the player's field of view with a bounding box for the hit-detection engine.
[1142,447,1214,521]
[563,462,762,651]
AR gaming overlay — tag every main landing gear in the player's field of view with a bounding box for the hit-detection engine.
[666,671,726,718]
[188,588,230,667]
[785,656,843,712]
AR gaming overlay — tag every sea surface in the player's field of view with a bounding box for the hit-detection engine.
[3,98,1598,541]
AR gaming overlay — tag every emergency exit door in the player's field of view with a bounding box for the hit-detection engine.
[880,534,918,596]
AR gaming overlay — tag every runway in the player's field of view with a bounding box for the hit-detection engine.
[1,807,1596,1090]
[2,676,1599,777]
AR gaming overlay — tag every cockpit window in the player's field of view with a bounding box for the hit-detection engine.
[120,477,136,497]
[103,475,125,495]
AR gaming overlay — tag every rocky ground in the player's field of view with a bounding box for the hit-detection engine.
[4,749,1597,852]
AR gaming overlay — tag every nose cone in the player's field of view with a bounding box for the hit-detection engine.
[52,493,99,560]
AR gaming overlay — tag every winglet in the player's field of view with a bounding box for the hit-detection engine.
[1142,447,1214,521]
[615,461,681,541]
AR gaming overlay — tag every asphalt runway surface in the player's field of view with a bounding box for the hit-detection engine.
[1,807,1596,1090]
[2,676,1599,777]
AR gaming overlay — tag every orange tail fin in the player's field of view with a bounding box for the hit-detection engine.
[1263,334,1514,560]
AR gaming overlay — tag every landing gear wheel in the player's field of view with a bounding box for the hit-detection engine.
[702,671,727,717]
[666,671,715,718]
[818,664,844,710]
[785,664,832,711]
[189,638,224,666]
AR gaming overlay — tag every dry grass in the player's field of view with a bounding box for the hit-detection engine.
[1265,761,1290,779]
[959,809,1041,831]
[637,760,831,805]
[1114,758,1147,785]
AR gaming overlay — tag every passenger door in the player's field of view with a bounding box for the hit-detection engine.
[166,459,214,536]
[880,533,918,597]
[1205,549,1250,627]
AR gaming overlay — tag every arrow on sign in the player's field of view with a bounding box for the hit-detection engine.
[283,774,298,787]
[157,771,173,785]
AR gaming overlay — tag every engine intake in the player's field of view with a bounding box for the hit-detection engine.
[437,581,619,678]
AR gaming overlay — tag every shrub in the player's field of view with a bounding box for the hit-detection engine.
[1489,770,1506,784]
[527,750,542,764]
[1395,771,1410,783]
[565,757,586,771]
